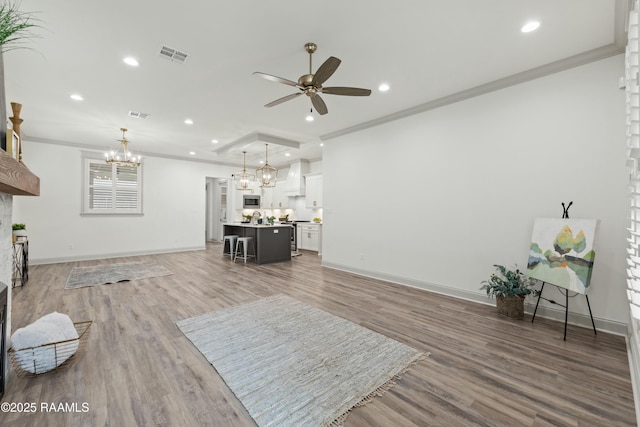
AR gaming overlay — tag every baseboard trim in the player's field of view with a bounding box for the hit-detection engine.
[30,246,206,265]
[322,261,627,336]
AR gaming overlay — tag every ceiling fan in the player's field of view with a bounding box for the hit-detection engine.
[254,42,371,115]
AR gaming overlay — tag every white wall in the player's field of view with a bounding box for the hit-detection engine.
[13,141,237,263]
[322,55,629,331]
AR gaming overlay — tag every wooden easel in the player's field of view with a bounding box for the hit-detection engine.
[530,202,597,341]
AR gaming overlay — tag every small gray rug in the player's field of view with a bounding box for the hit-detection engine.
[176,294,425,427]
[65,261,172,289]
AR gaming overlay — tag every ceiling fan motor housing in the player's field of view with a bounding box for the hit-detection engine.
[298,74,316,88]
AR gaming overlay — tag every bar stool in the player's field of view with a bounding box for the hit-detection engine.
[234,236,255,263]
[222,235,239,259]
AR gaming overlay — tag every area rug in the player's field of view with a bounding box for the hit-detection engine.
[176,294,425,427]
[65,261,172,289]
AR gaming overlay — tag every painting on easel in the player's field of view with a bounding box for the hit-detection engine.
[527,218,599,294]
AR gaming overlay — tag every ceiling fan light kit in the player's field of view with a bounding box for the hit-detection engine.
[254,42,372,115]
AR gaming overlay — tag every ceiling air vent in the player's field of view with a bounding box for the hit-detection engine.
[159,45,189,64]
[128,111,150,119]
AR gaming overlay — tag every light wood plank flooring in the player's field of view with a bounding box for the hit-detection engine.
[0,244,635,426]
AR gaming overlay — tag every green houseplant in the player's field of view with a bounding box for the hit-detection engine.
[12,222,26,242]
[481,264,533,319]
[0,2,40,52]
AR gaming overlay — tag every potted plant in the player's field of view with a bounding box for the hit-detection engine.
[266,216,276,225]
[0,2,40,51]
[12,223,26,242]
[480,264,533,319]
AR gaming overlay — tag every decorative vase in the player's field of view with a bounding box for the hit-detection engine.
[496,295,525,319]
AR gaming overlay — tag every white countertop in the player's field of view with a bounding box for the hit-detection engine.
[224,222,292,228]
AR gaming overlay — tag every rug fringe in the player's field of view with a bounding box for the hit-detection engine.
[326,352,430,427]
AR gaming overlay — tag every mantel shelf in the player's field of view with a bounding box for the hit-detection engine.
[0,149,39,196]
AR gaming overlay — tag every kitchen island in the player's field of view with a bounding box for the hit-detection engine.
[223,223,292,264]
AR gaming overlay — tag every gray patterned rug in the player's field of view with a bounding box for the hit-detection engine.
[65,261,172,289]
[176,294,425,427]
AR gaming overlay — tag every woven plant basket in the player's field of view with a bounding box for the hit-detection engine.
[496,295,525,319]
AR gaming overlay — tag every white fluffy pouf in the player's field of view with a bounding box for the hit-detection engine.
[11,311,79,374]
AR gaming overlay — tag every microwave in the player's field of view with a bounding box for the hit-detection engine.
[243,194,261,209]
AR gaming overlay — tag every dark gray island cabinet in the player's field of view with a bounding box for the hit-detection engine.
[223,223,292,264]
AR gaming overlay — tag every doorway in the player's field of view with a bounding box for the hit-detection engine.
[205,177,228,242]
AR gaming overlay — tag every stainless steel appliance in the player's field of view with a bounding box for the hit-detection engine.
[242,194,260,209]
[290,220,310,257]
[290,223,298,255]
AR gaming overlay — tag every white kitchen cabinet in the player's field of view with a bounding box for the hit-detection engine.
[304,174,323,208]
[297,223,322,253]
[259,180,289,209]
[261,186,273,209]
[272,182,291,209]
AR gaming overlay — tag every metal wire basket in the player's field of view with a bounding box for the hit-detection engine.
[8,321,92,377]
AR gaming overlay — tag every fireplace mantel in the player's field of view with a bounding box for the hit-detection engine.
[0,149,39,196]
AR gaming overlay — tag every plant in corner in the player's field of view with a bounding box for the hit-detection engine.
[480,264,533,319]
[0,2,40,52]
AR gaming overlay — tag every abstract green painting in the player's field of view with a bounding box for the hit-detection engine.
[527,218,599,294]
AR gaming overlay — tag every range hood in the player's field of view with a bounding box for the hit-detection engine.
[284,160,309,196]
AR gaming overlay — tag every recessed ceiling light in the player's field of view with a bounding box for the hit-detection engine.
[285,153,291,157]
[184,119,194,125]
[70,94,83,101]
[521,21,540,33]
[320,143,324,147]
[123,57,139,67]
[211,139,219,144]
[305,114,314,122]
[189,151,196,156]
[378,83,390,92]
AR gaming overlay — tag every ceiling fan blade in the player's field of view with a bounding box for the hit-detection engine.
[310,93,328,115]
[265,92,302,108]
[322,87,372,96]
[311,56,341,86]
[253,72,299,87]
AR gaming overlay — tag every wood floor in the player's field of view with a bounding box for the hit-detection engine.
[0,244,635,426]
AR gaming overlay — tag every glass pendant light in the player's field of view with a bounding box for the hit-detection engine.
[234,150,255,191]
[256,143,277,188]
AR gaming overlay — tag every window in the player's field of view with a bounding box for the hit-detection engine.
[82,156,143,215]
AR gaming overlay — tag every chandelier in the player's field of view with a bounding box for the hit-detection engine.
[105,128,141,167]
[234,150,255,191]
[256,143,277,187]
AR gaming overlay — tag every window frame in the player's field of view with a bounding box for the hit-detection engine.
[81,153,143,216]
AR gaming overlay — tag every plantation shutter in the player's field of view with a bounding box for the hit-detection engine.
[115,165,140,210]
[84,157,143,214]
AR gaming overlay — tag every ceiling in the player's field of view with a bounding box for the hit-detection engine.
[3,0,629,169]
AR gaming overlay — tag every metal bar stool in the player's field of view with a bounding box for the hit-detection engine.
[234,236,255,263]
[222,235,239,259]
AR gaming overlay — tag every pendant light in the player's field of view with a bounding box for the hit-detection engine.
[256,143,278,188]
[105,128,141,167]
[234,151,255,191]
